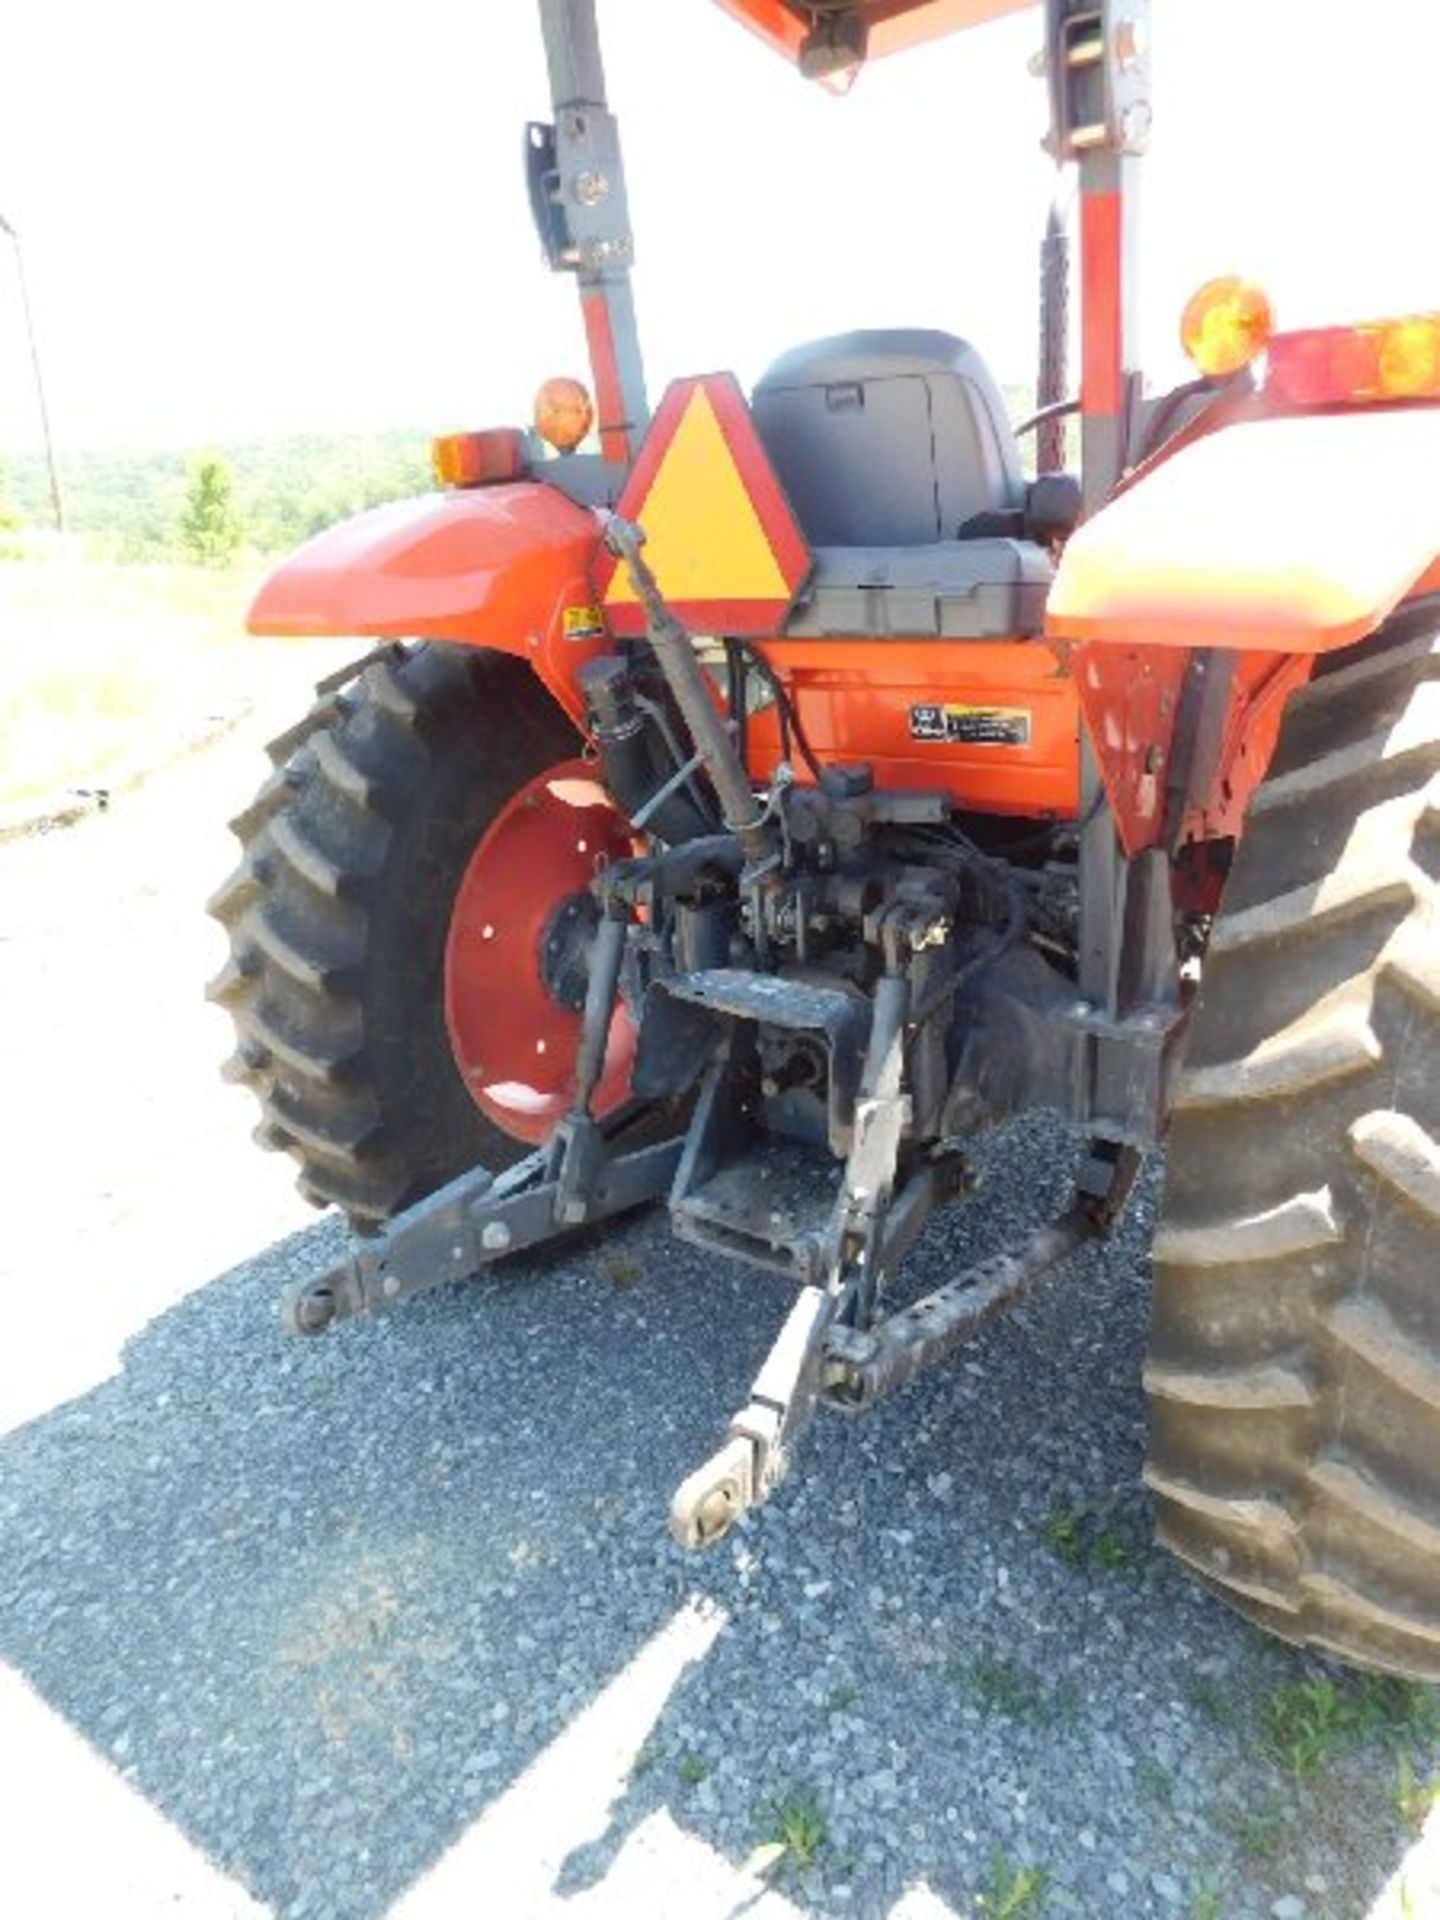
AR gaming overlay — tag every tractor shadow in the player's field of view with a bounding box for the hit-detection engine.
[0,1119,1426,1918]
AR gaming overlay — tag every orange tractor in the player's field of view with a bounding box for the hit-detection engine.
[211,0,1440,1677]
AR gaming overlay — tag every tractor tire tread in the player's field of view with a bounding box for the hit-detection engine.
[1148,616,1440,1678]
[210,640,579,1223]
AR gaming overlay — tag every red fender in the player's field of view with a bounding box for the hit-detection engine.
[1047,406,1440,655]
[246,482,610,725]
[1044,406,1440,853]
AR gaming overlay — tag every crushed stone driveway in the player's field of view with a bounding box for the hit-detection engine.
[1,688,1437,1920]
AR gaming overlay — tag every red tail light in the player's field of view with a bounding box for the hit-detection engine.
[1266,314,1440,407]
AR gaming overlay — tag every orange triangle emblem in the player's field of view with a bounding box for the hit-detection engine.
[596,373,810,637]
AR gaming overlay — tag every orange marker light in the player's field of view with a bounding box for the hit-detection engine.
[431,429,528,489]
[1379,316,1440,398]
[534,377,595,453]
[1267,312,1440,407]
[1180,276,1275,379]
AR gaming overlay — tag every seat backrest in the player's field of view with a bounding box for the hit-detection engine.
[751,329,1023,547]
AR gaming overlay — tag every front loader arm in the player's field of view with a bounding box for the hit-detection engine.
[246,481,611,725]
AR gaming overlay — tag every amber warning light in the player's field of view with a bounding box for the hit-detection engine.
[1180,276,1274,379]
[1266,313,1440,407]
[431,429,528,489]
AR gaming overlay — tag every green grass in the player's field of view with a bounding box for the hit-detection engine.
[597,1248,642,1290]
[1393,1752,1440,1834]
[1136,1755,1175,1806]
[976,1847,1050,1917]
[1186,1676,1246,1733]
[1261,1669,1440,1778]
[947,1649,1079,1727]
[961,1651,1050,1720]
[676,1752,708,1786]
[1222,1790,1288,1864]
[750,1787,826,1883]
[1034,1500,1148,1576]
[1262,1672,1358,1776]
[0,559,354,813]
[1188,1872,1225,1920]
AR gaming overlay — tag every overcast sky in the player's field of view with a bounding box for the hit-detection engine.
[1,0,1436,453]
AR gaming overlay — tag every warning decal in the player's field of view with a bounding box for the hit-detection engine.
[562,604,606,641]
[910,704,1032,748]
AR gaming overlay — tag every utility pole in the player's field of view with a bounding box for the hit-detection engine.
[0,210,65,534]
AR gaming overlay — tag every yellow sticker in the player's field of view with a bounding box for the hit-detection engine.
[563,604,606,641]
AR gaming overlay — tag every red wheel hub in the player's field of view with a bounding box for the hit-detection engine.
[443,759,637,1144]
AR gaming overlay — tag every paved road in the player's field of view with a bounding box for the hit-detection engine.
[1,697,1436,1920]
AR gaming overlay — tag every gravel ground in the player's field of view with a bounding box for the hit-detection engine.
[1,698,1438,1920]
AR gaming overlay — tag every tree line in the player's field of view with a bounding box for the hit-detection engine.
[0,382,1050,567]
[0,428,433,564]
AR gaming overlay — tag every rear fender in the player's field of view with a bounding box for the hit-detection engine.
[1048,407,1440,656]
[1045,407,1440,853]
[246,482,610,724]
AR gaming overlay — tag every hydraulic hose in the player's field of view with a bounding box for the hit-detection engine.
[605,518,777,870]
[579,654,714,844]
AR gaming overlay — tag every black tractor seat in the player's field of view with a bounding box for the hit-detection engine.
[752,330,1060,640]
[753,328,1022,542]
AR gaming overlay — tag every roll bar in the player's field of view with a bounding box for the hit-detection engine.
[530,0,1149,505]
[528,2,650,463]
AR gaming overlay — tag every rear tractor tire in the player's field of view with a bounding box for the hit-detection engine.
[1147,608,1440,1677]
[209,641,638,1225]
